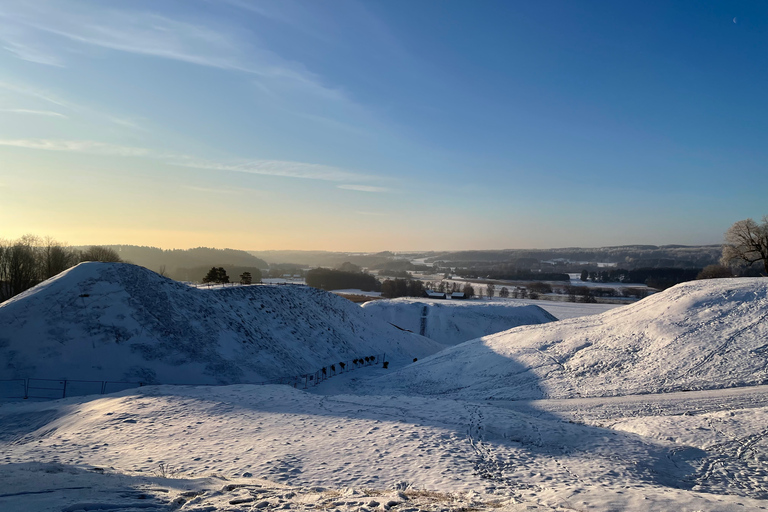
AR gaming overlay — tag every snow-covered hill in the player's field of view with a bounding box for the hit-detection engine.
[361,298,557,345]
[0,263,444,384]
[365,278,768,400]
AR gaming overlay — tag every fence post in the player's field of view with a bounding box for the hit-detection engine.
[24,378,28,399]
[62,380,67,399]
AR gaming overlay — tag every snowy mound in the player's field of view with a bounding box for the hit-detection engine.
[367,278,768,400]
[361,298,557,345]
[0,263,444,384]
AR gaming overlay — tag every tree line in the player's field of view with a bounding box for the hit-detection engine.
[0,235,122,302]
[453,266,569,282]
[305,268,381,292]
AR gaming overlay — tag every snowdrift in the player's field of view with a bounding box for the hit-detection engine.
[366,278,768,400]
[0,263,444,384]
[361,298,557,345]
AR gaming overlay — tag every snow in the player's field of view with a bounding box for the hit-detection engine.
[363,278,768,400]
[0,262,443,385]
[2,272,768,511]
[2,384,768,511]
[361,298,557,345]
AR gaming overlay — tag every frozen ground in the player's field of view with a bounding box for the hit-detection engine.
[2,276,768,511]
[1,384,767,511]
[361,298,557,345]
[366,278,768,400]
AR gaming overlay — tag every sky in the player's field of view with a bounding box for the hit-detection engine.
[0,0,766,251]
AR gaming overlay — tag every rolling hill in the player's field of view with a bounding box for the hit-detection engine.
[0,262,443,385]
[365,278,768,400]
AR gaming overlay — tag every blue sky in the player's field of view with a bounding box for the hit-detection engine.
[0,0,765,251]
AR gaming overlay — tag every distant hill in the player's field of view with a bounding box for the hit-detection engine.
[0,262,444,385]
[89,245,268,281]
[249,250,396,268]
[425,245,722,270]
[366,277,768,400]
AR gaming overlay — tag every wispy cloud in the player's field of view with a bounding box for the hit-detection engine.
[0,80,74,110]
[337,184,391,193]
[1,39,64,66]
[0,108,67,118]
[0,138,151,157]
[0,136,387,187]
[175,158,376,183]
[0,2,349,104]
[182,185,241,195]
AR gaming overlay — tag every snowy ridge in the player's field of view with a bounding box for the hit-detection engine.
[0,263,444,384]
[366,278,768,400]
[360,298,557,345]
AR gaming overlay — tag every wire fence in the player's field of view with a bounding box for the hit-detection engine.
[0,378,143,401]
[259,353,385,389]
[0,353,386,401]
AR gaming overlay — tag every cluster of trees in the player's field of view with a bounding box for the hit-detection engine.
[454,267,569,282]
[190,265,262,283]
[579,267,702,290]
[202,267,230,284]
[305,268,381,292]
[266,263,303,278]
[380,278,425,298]
[0,235,122,302]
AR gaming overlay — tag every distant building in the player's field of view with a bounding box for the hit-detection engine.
[424,290,446,299]
[451,292,467,300]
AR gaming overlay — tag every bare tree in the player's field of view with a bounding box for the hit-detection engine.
[80,246,122,263]
[499,286,509,298]
[721,216,768,275]
[0,235,40,301]
[696,264,733,280]
[40,236,77,279]
[486,283,495,300]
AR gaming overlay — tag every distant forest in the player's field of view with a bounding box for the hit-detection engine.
[249,250,396,269]
[425,245,722,271]
[91,245,268,282]
[305,268,381,292]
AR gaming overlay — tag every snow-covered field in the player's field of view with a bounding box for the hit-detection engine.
[361,298,557,345]
[2,272,768,511]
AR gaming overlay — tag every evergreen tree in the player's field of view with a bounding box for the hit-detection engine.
[202,267,229,284]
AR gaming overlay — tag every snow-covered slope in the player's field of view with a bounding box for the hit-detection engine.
[361,298,557,345]
[0,263,444,384]
[366,278,768,400]
[3,384,768,511]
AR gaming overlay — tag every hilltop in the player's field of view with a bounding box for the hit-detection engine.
[365,278,768,400]
[0,263,443,385]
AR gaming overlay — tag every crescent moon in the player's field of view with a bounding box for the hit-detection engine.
[733,17,737,23]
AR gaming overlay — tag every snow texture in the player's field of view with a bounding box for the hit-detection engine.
[2,384,768,511]
[0,263,443,384]
[366,278,768,400]
[3,272,768,511]
[361,298,557,345]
